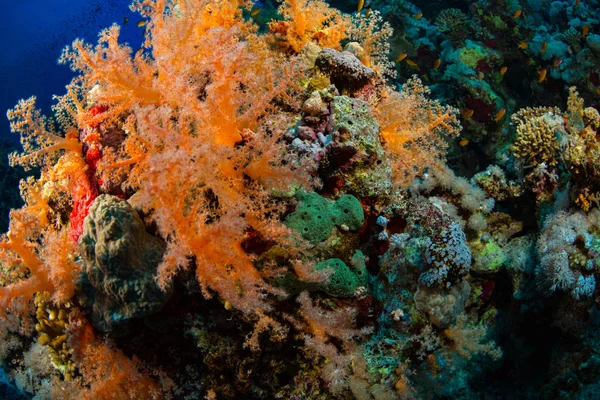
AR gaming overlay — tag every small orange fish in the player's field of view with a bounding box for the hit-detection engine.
[395,53,408,63]
[582,25,589,38]
[538,68,547,83]
[433,58,441,70]
[459,139,469,146]
[250,7,261,16]
[553,57,564,67]
[365,7,371,17]
[414,13,423,20]
[518,42,528,49]
[495,109,506,121]
[461,108,474,119]
[500,66,508,75]
[358,0,364,12]
[575,0,580,9]
[513,10,522,19]
[597,87,600,95]
[136,20,147,28]
[406,59,418,68]
[541,41,548,53]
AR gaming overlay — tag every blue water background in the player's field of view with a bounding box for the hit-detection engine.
[1,0,143,143]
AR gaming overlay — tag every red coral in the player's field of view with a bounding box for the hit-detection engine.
[69,171,99,243]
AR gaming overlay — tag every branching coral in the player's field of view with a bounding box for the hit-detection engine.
[435,9,470,44]
[375,76,460,188]
[268,0,350,53]
[511,88,600,210]
[347,10,395,78]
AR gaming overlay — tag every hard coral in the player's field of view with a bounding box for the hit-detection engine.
[436,8,470,45]
[511,108,564,168]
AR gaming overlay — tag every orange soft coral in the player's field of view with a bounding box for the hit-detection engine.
[269,0,350,52]
[374,76,460,187]
[57,0,314,315]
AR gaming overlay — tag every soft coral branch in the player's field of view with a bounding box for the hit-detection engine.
[7,97,82,170]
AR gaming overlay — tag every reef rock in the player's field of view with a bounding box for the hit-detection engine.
[78,194,171,333]
[320,96,393,198]
[315,48,375,90]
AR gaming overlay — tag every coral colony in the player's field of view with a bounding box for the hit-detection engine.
[1,0,600,398]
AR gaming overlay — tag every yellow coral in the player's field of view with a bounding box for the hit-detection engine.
[511,109,563,167]
[34,292,76,380]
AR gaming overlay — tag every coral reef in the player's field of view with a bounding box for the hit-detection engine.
[1,0,600,399]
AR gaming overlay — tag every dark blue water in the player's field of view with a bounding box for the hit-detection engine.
[1,0,142,143]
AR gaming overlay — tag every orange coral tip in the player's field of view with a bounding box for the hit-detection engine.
[518,42,528,49]
[433,58,441,70]
[538,68,547,83]
[500,66,508,75]
[395,53,408,63]
[513,10,522,19]
[414,13,423,20]
[494,109,506,121]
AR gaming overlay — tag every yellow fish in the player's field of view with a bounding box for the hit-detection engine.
[494,109,506,121]
[395,53,408,63]
[500,66,508,75]
[251,7,261,17]
[433,58,441,70]
[358,0,364,12]
[513,10,522,19]
[365,7,371,17]
[414,13,423,20]
[541,42,548,53]
[136,20,147,28]
[518,42,528,49]
[538,68,547,83]
[461,108,474,120]
[406,59,418,67]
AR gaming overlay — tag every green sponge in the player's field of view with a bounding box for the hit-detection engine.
[315,250,368,297]
[285,191,364,244]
